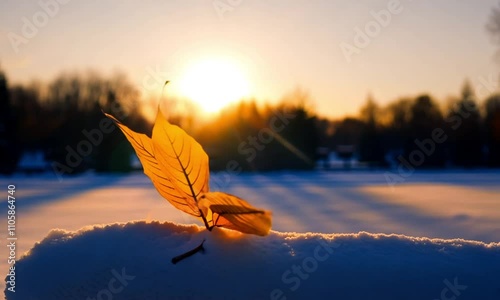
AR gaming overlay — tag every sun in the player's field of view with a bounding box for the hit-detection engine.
[177,58,250,114]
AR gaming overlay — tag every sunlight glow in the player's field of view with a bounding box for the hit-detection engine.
[177,58,250,113]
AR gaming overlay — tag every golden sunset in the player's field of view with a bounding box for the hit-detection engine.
[1,1,500,299]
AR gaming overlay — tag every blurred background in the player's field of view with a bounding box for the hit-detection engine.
[3,3,500,299]
[1,0,500,175]
[3,2,500,296]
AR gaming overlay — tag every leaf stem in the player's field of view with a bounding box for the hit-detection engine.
[171,238,206,264]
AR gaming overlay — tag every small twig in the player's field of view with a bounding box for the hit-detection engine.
[171,238,206,264]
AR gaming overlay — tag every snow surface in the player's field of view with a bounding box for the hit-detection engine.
[7,221,500,299]
[1,170,499,299]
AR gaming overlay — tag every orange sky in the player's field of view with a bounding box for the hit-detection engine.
[1,0,499,118]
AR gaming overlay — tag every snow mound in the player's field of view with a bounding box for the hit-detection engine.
[5,221,500,299]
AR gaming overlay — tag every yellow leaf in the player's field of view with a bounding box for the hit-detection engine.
[105,107,273,237]
[104,112,202,217]
[198,192,272,236]
[151,110,210,213]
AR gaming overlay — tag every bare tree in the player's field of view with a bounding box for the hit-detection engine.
[487,2,500,61]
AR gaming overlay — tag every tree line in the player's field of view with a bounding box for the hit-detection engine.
[330,82,500,169]
[1,69,500,175]
[0,70,149,175]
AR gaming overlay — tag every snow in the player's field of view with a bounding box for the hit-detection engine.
[8,221,500,299]
[1,170,500,299]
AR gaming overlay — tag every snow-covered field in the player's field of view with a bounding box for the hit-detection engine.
[1,170,499,299]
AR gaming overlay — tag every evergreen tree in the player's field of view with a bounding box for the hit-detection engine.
[358,95,386,166]
[405,95,446,167]
[446,80,483,167]
[485,94,500,167]
[0,69,21,174]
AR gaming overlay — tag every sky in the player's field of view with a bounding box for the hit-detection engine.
[0,0,499,118]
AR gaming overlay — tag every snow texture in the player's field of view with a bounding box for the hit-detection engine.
[5,221,500,300]
[1,170,499,299]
